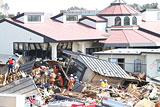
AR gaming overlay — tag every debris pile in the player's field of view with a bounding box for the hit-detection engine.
[0,60,160,107]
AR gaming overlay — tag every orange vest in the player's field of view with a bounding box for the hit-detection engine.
[57,76,63,86]
[8,59,13,64]
[54,68,59,74]
[41,66,47,71]
[68,78,75,89]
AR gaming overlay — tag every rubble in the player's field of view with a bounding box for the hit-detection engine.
[0,59,160,107]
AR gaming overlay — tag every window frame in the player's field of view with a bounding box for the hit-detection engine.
[27,15,41,22]
[132,16,137,25]
[115,16,121,26]
[134,59,141,72]
[124,16,130,26]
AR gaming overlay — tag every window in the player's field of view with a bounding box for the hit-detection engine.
[66,15,78,21]
[86,48,102,55]
[157,12,160,20]
[28,15,41,22]
[132,16,137,25]
[157,62,160,71]
[115,17,121,26]
[134,59,141,72]
[124,16,130,26]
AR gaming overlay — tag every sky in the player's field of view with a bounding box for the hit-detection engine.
[4,0,160,15]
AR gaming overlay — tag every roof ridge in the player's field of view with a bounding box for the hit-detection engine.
[122,29,130,45]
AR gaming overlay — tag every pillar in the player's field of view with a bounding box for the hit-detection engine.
[50,43,58,61]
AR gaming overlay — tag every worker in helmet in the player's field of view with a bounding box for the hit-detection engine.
[68,74,75,91]
[104,79,109,89]
[56,73,63,87]
[6,56,15,74]
[74,76,79,83]
[49,72,56,86]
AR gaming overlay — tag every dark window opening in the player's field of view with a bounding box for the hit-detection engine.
[66,15,78,21]
[57,42,72,60]
[132,16,137,25]
[124,16,130,26]
[13,42,51,61]
[28,15,41,22]
[86,48,102,55]
[115,17,121,26]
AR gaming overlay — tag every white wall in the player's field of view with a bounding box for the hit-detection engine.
[96,22,107,31]
[80,19,96,28]
[0,21,44,55]
[142,10,160,21]
[72,41,93,54]
[146,54,160,78]
[97,54,146,73]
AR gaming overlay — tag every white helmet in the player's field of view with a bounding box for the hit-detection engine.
[70,74,73,77]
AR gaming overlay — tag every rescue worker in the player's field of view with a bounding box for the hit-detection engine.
[49,72,56,86]
[104,79,109,89]
[53,65,59,74]
[40,66,48,86]
[56,73,63,88]
[100,79,105,88]
[6,56,15,74]
[68,74,75,91]
[74,76,79,83]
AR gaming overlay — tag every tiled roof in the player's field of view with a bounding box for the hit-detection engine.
[98,3,140,15]
[5,18,107,42]
[79,54,131,79]
[101,29,160,47]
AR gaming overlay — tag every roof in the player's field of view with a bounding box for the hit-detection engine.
[79,54,131,79]
[84,16,106,22]
[4,18,107,42]
[0,77,41,96]
[98,3,140,16]
[94,48,160,55]
[100,29,160,47]
[140,21,160,35]
[18,60,36,74]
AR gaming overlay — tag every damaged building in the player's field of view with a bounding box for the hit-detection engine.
[64,50,133,83]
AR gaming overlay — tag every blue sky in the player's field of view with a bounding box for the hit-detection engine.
[4,0,160,15]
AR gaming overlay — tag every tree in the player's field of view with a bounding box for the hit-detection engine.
[130,3,158,11]
[60,6,86,13]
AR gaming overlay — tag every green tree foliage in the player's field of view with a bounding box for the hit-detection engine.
[130,3,158,11]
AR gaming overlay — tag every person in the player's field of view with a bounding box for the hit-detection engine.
[6,56,15,74]
[104,79,109,89]
[56,73,63,88]
[74,76,79,83]
[40,66,48,86]
[68,74,75,91]
[53,65,59,74]
[100,79,105,88]
[49,72,56,86]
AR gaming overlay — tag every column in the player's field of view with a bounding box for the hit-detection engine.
[50,43,58,61]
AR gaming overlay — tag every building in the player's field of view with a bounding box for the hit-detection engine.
[94,48,160,80]
[1,0,160,60]
[63,50,132,83]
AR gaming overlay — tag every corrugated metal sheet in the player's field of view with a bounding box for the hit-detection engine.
[18,60,36,74]
[79,55,131,79]
[0,77,41,96]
